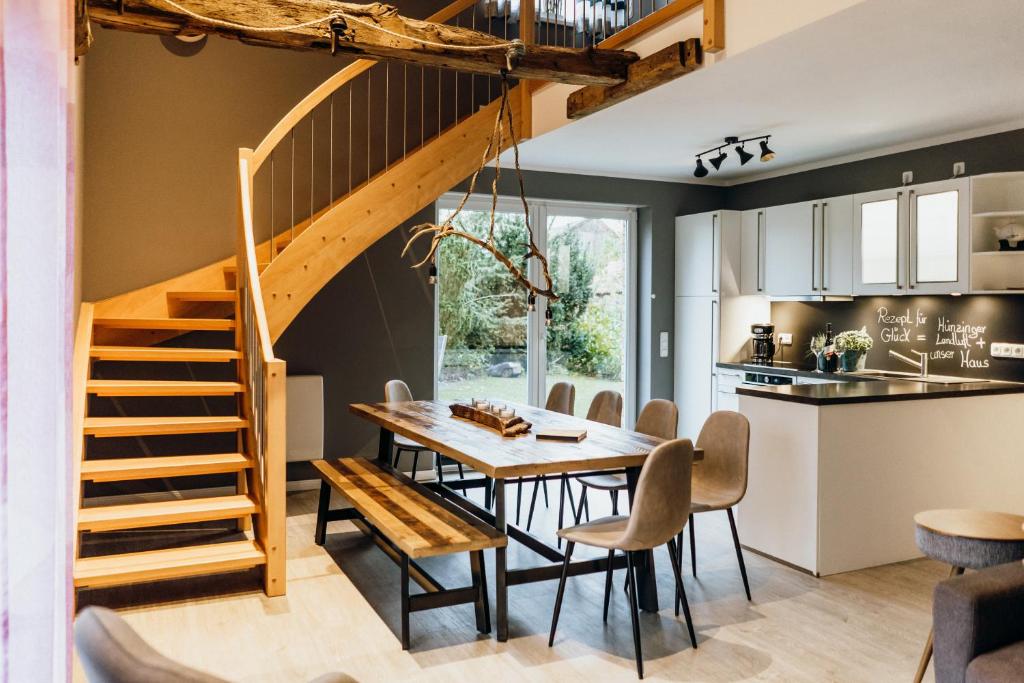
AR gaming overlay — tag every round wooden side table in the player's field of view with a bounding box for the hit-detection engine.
[912,509,1024,683]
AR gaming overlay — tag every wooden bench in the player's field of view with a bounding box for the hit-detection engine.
[312,457,506,649]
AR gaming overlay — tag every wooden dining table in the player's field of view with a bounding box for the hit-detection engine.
[351,399,703,642]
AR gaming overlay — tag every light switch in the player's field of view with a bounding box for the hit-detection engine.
[660,331,669,358]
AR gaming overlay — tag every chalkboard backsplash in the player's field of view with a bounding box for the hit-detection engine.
[769,296,1024,383]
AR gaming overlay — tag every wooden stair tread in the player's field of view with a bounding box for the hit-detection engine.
[314,458,506,558]
[90,346,241,362]
[81,453,251,481]
[93,317,235,331]
[79,494,257,532]
[87,379,244,396]
[166,290,236,302]
[84,415,247,437]
[74,540,266,589]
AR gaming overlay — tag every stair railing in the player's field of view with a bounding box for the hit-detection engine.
[235,148,286,597]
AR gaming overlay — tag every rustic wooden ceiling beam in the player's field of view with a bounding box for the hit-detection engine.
[566,39,702,120]
[82,0,638,86]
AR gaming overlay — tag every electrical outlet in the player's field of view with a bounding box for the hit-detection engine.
[778,333,793,345]
[1014,345,1024,359]
[991,342,1024,359]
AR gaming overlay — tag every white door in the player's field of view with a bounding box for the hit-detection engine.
[764,201,815,295]
[819,195,854,295]
[908,178,970,295]
[675,212,719,296]
[740,209,765,295]
[854,188,907,295]
[674,296,716,440]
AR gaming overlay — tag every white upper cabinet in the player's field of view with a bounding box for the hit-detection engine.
[764,201,816,295]
[675,211,741,297]
[740,209,765,295]
[819,195,854,295]
[854,178,969,295]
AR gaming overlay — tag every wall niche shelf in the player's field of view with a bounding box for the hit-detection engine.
[971,172,1024,292]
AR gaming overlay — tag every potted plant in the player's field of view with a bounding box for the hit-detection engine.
[808,333,827,372]
[835,327,873,372]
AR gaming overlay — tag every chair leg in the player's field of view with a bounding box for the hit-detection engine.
[625,552,645,679]
[548,541,575,647]
[542,477,550,508]
[583,488,591,522]
[314,480,330,546]
[483,477,493,510]
[667,538,698,649]
[470,550,491,634]
[675,531,683,613]
[526,477,541,531]
[400,553,411,650]
[411,452,420,481]
[557,476,567,548]
[726,508,751,601]
[603,549,615,623]
[688,513,697,577]
[392,446,402,468]
[574,485,589,525]
[457,462,465,479]
[436,454,444,485]
[515,478,523,525]
[564,475,578,519]
[611,490,619,515]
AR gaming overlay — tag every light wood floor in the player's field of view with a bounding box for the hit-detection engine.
[75,482,946,682]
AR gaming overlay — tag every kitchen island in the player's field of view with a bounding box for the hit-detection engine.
[731,373,1024,576]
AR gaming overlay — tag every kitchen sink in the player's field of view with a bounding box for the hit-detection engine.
[853,369,991,384]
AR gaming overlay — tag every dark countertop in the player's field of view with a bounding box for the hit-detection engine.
[734,378,1024,406]
[716,361,876,383]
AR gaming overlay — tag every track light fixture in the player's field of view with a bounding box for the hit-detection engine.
[692,134,776,177]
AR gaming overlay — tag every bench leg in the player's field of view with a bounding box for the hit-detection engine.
[400,553,411,651]
[470,550,491,634]
[314,480,331,546]
[494,480,508,642]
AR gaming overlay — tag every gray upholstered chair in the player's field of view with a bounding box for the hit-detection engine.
[933,561,1024,683]
[522,382,576,532]
[384,379,464,485]
[912,509,1024,683]
[573,399,677,524]
[548,438,698,679]
[75,606,355,683]
[682,410,752,605]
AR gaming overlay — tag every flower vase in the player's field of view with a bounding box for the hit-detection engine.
[841,350,866,372]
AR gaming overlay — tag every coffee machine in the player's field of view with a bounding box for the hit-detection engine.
[750,323,776,364]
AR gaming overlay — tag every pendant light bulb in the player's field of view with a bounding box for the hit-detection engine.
[735,145,754,165]
[545,306,553,326]
[759,138,776,162]
[693,157,708,178]
[710,149,728,171]
[428,261,437,285]
[527,293,536,312]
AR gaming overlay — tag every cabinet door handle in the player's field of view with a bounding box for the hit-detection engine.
[710,300,717,410]
[895,191,904,289]
[908,189,916,290]
[821,201,828,291]
[756,210,764,292]
[811,204,818,291]
[711,213,719,294]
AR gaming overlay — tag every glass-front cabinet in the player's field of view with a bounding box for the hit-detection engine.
[853,178,969,295]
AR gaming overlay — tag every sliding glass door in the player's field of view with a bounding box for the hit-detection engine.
[435,195,636,424]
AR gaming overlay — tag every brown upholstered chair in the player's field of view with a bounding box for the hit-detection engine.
[573,399,678,523]
[586,389,623,426]
[680,410,752,605]
[384,379,464,485]
[548,439,698,679]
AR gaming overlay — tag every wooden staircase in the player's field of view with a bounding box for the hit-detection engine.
[73,276,281,595]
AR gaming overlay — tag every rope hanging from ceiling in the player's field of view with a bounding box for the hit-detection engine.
[401,74,558,303]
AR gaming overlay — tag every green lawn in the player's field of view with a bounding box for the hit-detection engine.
[439,373,624,421]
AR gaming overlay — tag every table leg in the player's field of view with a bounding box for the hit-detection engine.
[626,465,659,612]
[494,478,508,642]
[377,427,394,464]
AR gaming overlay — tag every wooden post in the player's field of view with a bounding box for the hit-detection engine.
[262,358,288,596]
[702,0,725,53]
[518,0,535,140]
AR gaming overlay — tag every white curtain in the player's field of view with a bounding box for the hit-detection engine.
[1,0,77,680]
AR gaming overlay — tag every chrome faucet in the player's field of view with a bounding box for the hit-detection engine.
[889,349,929,377]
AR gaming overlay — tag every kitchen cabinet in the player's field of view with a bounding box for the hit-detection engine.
[674,296,718,440]
[853,178,970,295]
[675,212,720,296]
[762,197,854,296]
[740,209,765,295]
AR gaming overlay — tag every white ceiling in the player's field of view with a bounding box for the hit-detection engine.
[516,0,1024,184]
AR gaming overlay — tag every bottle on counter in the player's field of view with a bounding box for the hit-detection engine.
[823,322,839,373]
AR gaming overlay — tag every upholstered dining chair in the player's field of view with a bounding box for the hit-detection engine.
[384,379,464,486]
[75,606,355,683]
[572,398,677,525]
[680,410,752,606]
[548,438,698,679]
[518,382,575,526]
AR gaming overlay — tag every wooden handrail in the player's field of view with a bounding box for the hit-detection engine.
[72,302,95,556]
[237,149,275,363]
[251,0,481,172]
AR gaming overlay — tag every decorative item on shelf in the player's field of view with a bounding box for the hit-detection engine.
[403,75,558,304]
[693,134,775,178]
[993,223,1024,251]
[450,401,532,436]
[809,333,827,372]
[835,327,874,372]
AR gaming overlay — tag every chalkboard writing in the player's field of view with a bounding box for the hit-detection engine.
[769,296,1024,381]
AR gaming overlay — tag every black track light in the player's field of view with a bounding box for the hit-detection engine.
[693,157,709,178]
[735,145,754,165]
[710,149,728,170]
[759,138,776,162]
[428,261,437,285]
